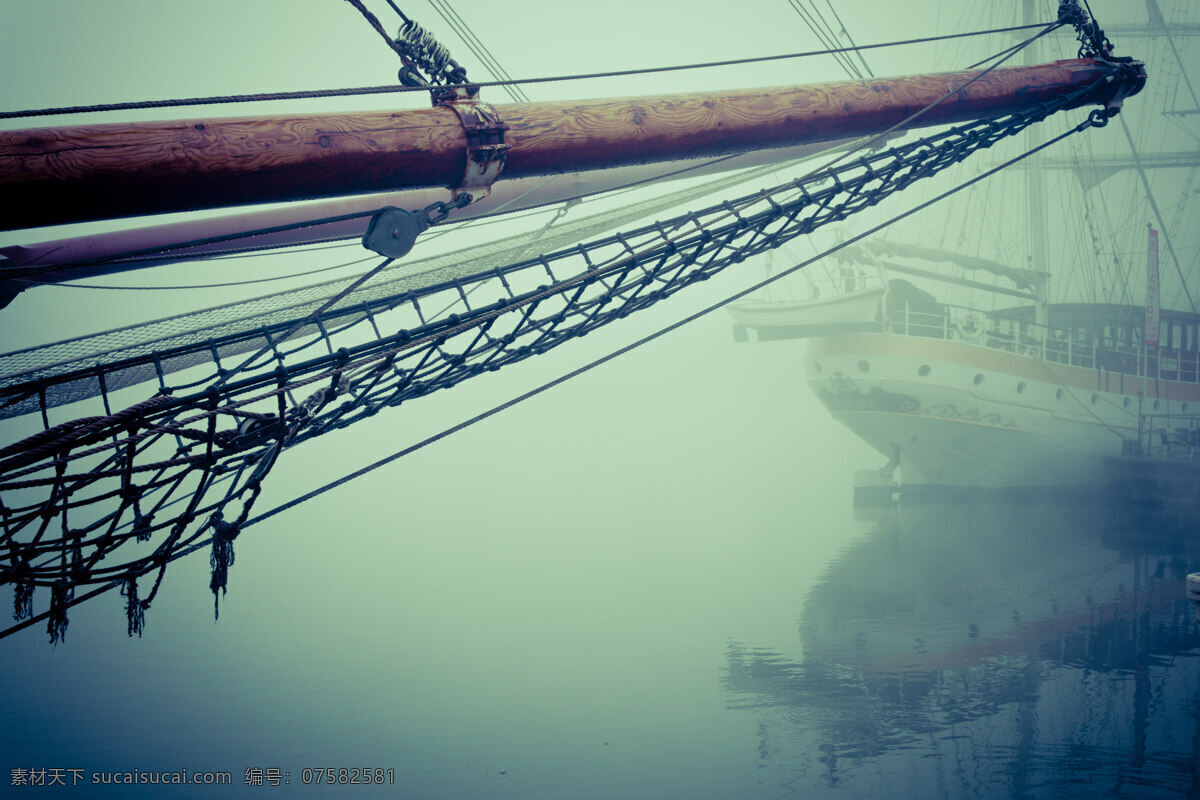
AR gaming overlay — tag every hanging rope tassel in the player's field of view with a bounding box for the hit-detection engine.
[47,580,72,645]
[121,575,147,637]
[131,501,153,543]
[208,514,239,620]
[12,581,32,621]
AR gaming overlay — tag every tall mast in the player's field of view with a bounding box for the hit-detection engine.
[1025,0,1050,326]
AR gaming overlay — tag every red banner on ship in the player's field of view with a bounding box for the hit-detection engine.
[1146,224,1160,347]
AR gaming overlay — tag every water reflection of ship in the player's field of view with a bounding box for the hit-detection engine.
[724,502,1200,796]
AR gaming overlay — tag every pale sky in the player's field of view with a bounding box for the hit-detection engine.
[0,0,1196,457]
[1,0,1194,324]
[1,0,1196,509]
[0,0,1196,685]
[1,10,1197,795]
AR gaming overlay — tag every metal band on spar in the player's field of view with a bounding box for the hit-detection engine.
[0,58,1143,231]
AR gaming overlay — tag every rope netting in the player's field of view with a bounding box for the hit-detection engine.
[0,75,1121,641]
[0,160,792,422]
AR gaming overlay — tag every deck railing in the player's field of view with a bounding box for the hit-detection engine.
[889,301,1200,385]
[1133,413,1200,460]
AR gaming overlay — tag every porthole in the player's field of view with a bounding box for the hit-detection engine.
[813,361,822,375]
[973,373,984,386]
[1123,397,1131,408]
[918,364,931,377]
[857,360,870,373]
[1016,382,1026,394]
[1055,388,1064,401]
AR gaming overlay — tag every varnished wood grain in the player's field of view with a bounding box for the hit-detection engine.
[0,59,1138,231]
[500,59,1133,176]
[0,107,466,231]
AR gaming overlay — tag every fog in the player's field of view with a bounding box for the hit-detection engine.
[2,1,1199,797]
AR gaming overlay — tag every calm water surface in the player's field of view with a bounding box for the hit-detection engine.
[5,494,1198,799]
[727,500,1200,799]
[2,323,1199,798]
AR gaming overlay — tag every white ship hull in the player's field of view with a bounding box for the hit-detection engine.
[806,332,1200,488]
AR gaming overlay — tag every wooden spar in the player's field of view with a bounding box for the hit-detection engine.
[0,58,1143,232]
[0,139,852,277]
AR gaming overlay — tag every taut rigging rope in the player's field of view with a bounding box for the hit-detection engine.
[0,23,1055,120]
[0,87,1121,640]
[0,103,1116,643]
[0,3,1134,641]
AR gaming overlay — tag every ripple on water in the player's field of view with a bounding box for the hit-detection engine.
[983,743,1193,795]
[785,705,865,726]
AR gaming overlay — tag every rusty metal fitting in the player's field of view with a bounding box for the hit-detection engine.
[436,87,510,202]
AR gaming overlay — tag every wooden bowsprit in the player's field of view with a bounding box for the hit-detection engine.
[0,58,1141,231]
[0,75,1138,640]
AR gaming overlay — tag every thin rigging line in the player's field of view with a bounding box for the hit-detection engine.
[787,0,862,79]
[0,210,377,281]
[5,20,1056,395]
[5,154,741,285]
[0,18,1090,638]
[200,19,1084,514]
[805,0,863,78]
[823,0,874,77]
[244,127,1094,527]
[759,19,1066,208]
[4,149,759,293]
[424,0,529,103]
[0,23,1056,120]
[207,254,395,391]
[189,240,360,261]
[341,0,419,68]
[382,0,411,24]
[0,108,1099,642]
[28,255,377,292]
[2,21,1058,287]
[797,0,861,78]
[1118,115,1196,312]
[446,0,529,101]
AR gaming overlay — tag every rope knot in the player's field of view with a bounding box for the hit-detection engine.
[208,513,240,620]
[47,580,72,645]
[132,510,154,542]
[12,581,33,622]
[121,576,148,637]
